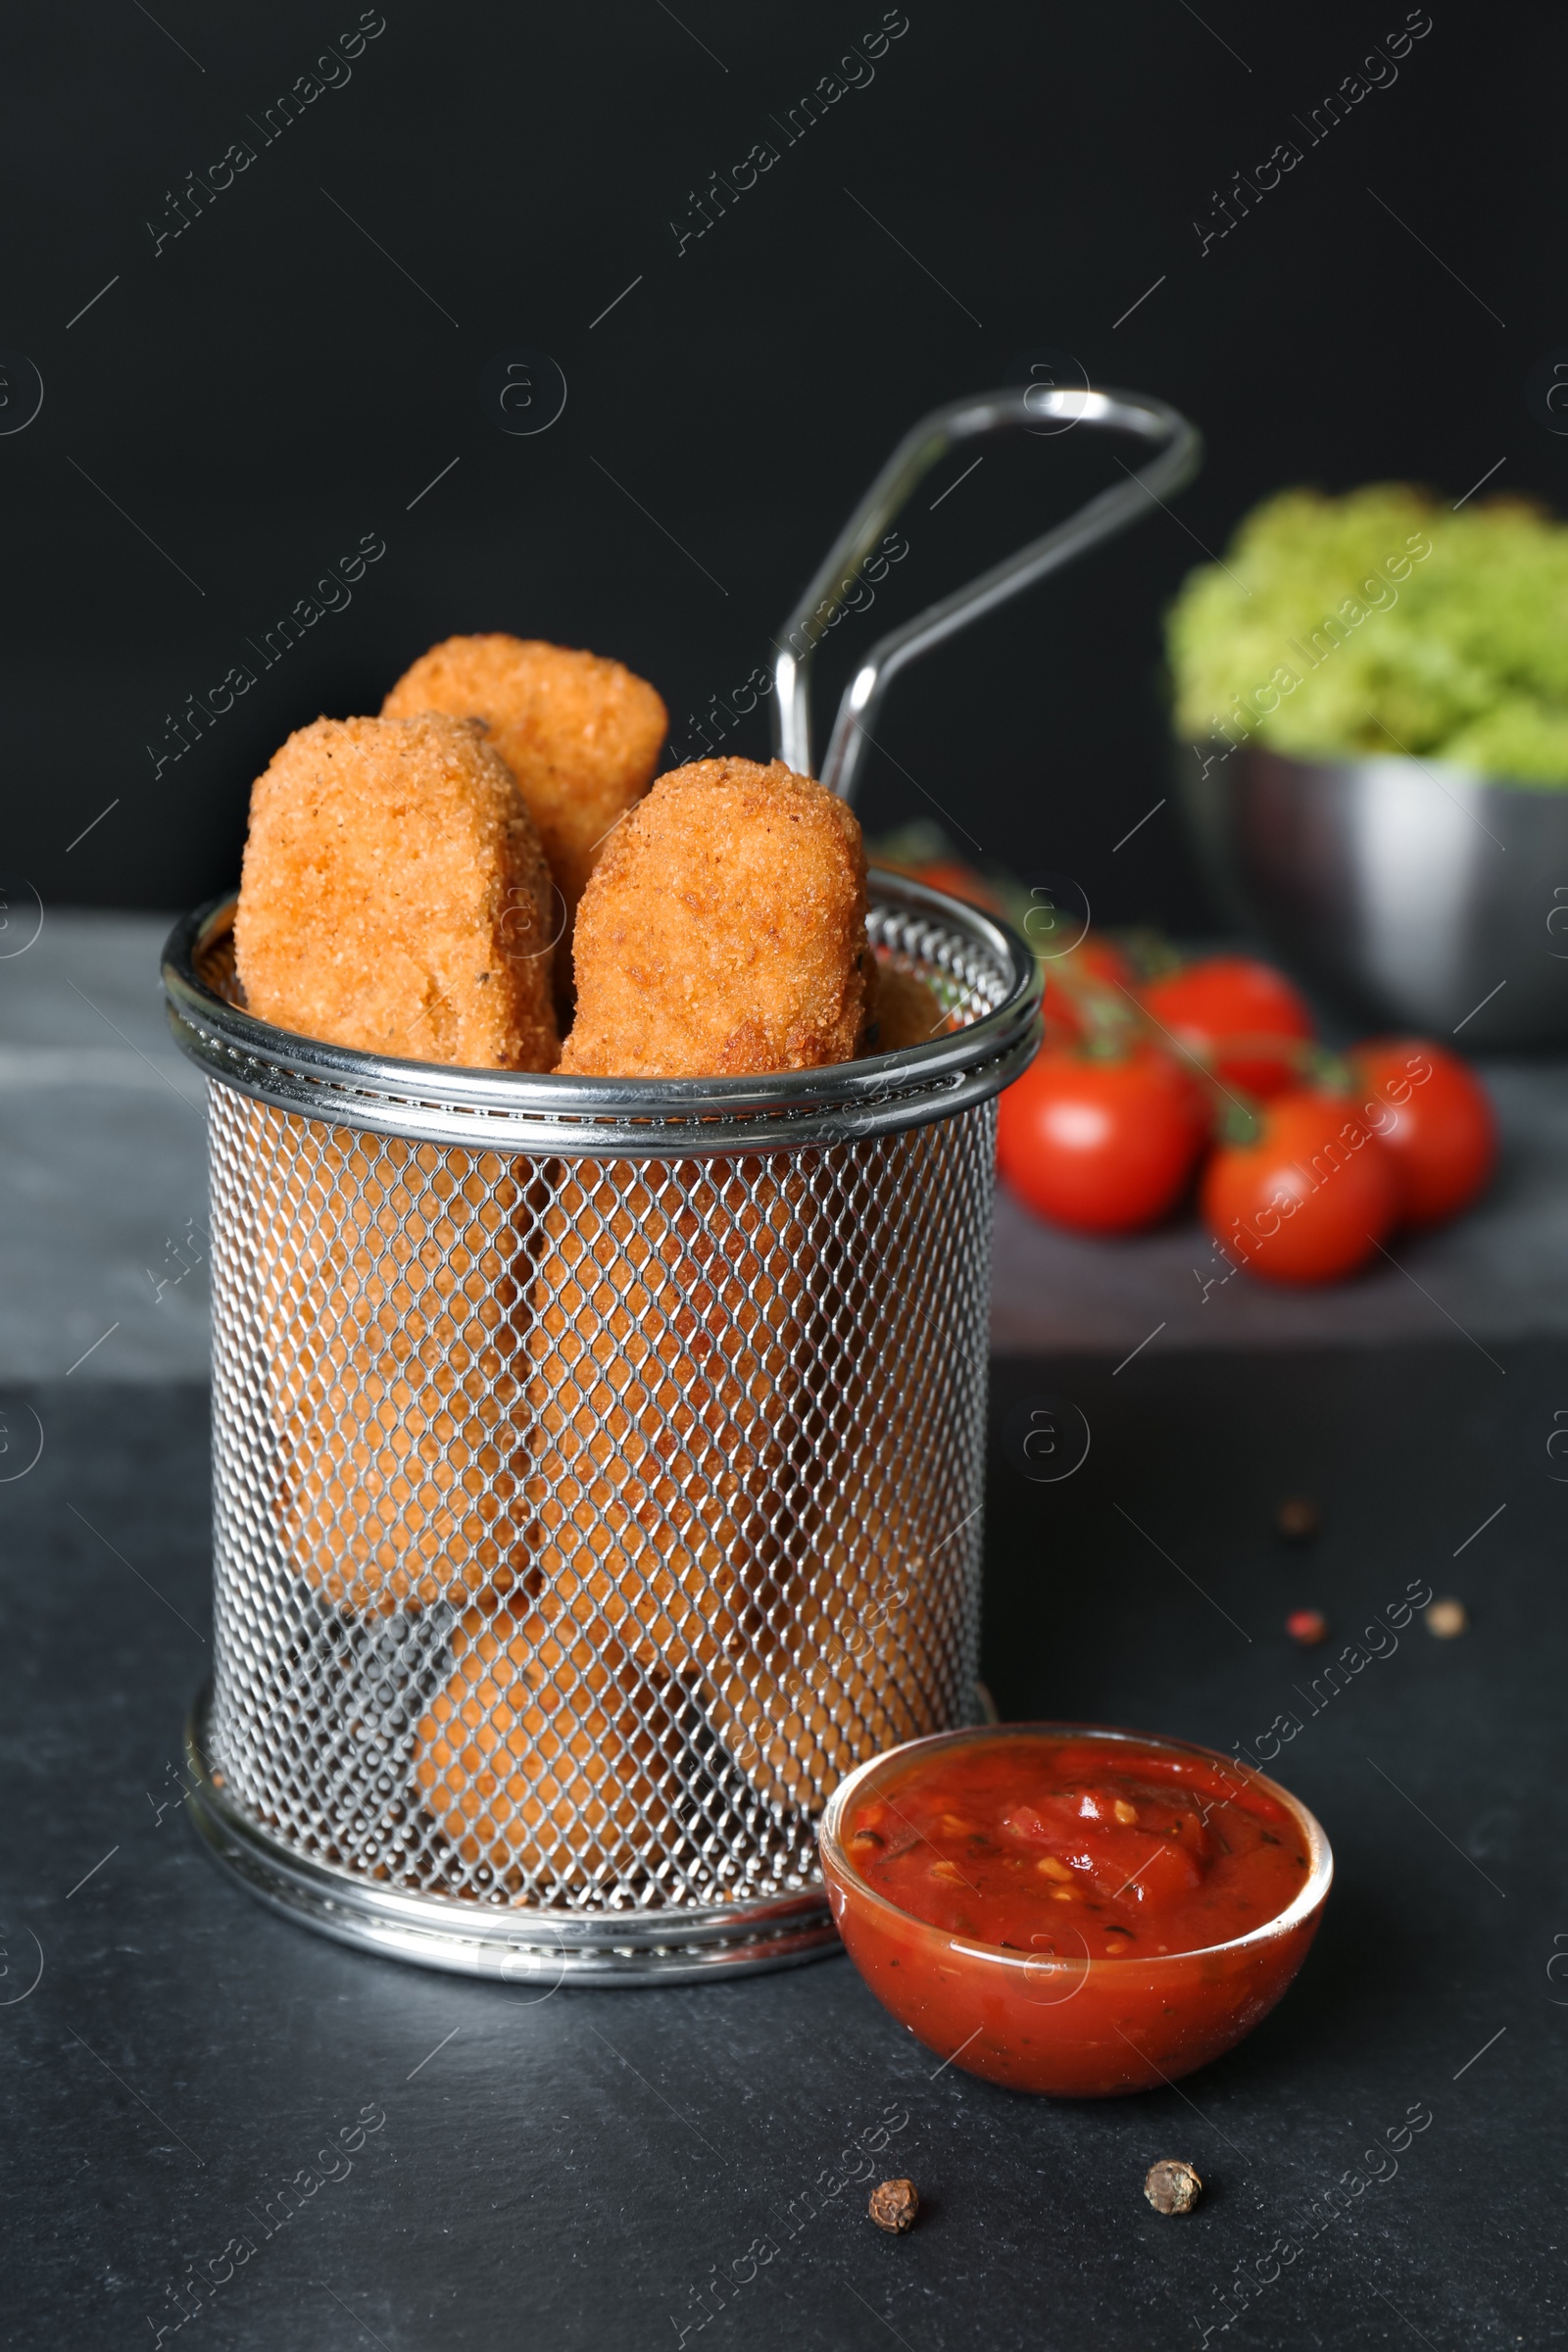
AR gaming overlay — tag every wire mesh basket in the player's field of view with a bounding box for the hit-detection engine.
[162,379,1195,1981]
[165,872,1039,1981]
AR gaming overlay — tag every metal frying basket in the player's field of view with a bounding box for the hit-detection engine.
[167,880,1035,1981]
[164,384,1198,1984]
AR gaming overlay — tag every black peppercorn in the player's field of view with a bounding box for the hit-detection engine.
[1145,2159,1202,2215]
[868,2178,920,2233]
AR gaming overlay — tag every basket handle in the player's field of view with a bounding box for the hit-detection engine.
[771,383,1201,803]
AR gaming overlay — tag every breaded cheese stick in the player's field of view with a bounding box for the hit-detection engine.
[867,958,951,1054]
[519,1149,805,1671]
[556,758,875,1076]
[538,759,868,1678]
[419,761,869,1880]
[381,635,667,970]
[234,711,559,1071]
[414,1596,676,1890]
[252,1111,542,1615]
[721,1119,970,1810]
[232,713,558,1613]
[748,955,956,1795]
[486,1148,809,1889]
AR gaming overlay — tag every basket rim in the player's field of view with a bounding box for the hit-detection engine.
[162,868,1042,1154]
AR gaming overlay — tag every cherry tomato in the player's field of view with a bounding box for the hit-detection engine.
[999,1042,1207,1234]
[1200,1090,1398,1284]
[1141,955,1315,1096]
[1043,933,1138,1039]
[1063,934,1136,992]
[1347,1038,1497,1227]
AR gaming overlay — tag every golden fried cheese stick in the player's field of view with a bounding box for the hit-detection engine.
[546,767,964,1821]
[519,1149,806,1670]
[733,953,959,1801]
[868,957,950,1054]
[414,761,869,1880]
[232,714,558,1614]
[720,1117,971,1810]
[234,712,559,1071]
[414,1596,681,1891]
[381,635,666,1007]
[537,757,871,1679]
[755,959,957,1799]
[556,758,875,1076]
[248,1111,543,1615]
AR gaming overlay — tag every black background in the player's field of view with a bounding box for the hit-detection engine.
[2,0,1562,928]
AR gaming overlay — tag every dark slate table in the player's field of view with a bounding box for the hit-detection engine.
[3,916,1563,2348]
[3,1335,1561,2352]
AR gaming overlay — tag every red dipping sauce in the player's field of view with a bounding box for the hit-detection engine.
[820,1724,1332,2099]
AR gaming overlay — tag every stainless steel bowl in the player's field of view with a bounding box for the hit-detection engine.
[1180,746,1568,1048]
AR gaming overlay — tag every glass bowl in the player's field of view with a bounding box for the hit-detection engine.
[819,1721,1333,2098]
